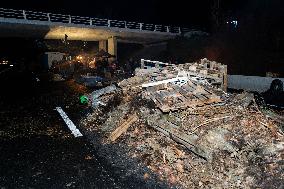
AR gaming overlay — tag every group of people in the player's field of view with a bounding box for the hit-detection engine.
[123,58,140,76]
[91,57,139,76]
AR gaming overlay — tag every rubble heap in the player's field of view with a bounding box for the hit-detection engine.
[137,58,227,91]
[81,58,284,188]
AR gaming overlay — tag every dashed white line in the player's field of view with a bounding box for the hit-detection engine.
[55,107,83,137]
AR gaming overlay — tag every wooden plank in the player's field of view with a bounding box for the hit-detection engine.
[183,82,196,92]
[146,119,208,159]
[222,65,228,92]
[153,92,165,105]
[171,84,188,97]
[109,114,138,142]
[142,77,188,88]
[146,80,222,112]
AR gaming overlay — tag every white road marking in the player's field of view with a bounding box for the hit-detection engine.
[55,107,83,137]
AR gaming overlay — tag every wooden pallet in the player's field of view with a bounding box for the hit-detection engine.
[146,80,222,112]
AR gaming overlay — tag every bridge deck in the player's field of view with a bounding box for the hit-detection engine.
[0,8,190,44]
[0,17,177,44]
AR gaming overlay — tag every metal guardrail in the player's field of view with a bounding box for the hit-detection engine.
[141,59,174,69]
[0,8,190,34]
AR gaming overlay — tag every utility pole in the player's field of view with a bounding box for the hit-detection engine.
[211,0,220,31]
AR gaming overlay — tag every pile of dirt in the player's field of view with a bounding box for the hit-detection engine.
[80,59,284,188]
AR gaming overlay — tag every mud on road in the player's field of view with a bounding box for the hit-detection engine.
[0,79,169,189]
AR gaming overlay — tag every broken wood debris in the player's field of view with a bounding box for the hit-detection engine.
[189,115,236,134]
[109,113,138,142]
[138,58,227,91]
[80,58,284,188]
[89,84,117,108]
[144,80,222,112]
[146,116,208,159]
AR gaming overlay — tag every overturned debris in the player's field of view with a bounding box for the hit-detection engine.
[88,84,118,108]
[117,58,227,112]
[143,80,221,112]
[75,75,103,87]
[80,58,284,188]
[139,58,227,91]
[109,113,138,142]
[53,73,65,81]
[142,109,208,159]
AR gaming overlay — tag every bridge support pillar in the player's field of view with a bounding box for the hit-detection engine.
[108,36,117,60]
[99,40,107,51]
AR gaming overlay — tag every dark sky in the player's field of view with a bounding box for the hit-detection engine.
[1,0,283,31]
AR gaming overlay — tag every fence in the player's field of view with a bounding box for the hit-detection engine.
[0,7,190,34]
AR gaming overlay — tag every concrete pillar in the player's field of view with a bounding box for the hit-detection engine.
[108,36,117,59]
[99,40,107,51]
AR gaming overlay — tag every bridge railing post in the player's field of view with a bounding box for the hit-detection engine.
[108,20,111,27]
[154,25,157,31]
[47,13,51,22]
[178,27,181,34]
[166,26,169,33]
[90,18,92,25]
[139,23,143,30]
[68,15,71,23]
[141,59,145,68]
[154,61,160,68]
[124,21,127,28]
[22,10,27,20]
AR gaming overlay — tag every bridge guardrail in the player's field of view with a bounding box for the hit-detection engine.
[0,8,24,19]
[0,8,191,34]
[91,18,108,27]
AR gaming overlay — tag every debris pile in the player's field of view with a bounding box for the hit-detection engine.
[138,58,227,91]
[90,85,118,107]
[143,79,222,112]
[81,58,284,188]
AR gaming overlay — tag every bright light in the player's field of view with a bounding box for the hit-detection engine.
[76,55,83,61]
[226,20,238,28]
[232,20,238,28]
[1,60,8,65]
[10,64,13,67]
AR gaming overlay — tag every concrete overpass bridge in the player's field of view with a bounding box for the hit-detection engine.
[0,8,190,57]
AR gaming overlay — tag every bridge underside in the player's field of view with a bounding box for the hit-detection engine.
[0,18,177,44]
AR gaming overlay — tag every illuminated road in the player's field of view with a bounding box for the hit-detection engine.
[0,72,170,188]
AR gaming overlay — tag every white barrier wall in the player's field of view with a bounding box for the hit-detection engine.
[228,75,284,92]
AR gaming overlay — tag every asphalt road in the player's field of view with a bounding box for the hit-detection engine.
[0,70,170,189]
[0,74,121,188]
